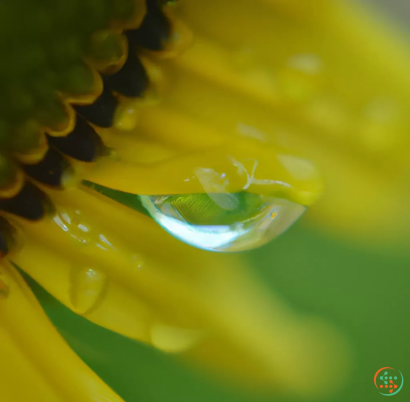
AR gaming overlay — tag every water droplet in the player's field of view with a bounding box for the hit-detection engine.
[0,279,10,299]
[140,192,306,252]
[359,98,403,152]
[131,254,144,269]
[54,208,111,248]
[279,54,323,102]
[306,96,350,135]
[150,323,204,353]
[70,267,107,315]
[288,54,323,75]
[113,98,140,131]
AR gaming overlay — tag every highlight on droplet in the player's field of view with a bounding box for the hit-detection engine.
[140,192,306,252]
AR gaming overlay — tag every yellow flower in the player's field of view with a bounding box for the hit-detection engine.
[3,0,407,400]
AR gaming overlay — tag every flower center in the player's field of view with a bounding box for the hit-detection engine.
[0,0,176,256]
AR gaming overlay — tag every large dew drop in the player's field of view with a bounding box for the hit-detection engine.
[140,192,306,252]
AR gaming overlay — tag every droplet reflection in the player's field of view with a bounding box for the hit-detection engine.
[70,267,107,315]
[0,279,10,299]
[140,192,306,252]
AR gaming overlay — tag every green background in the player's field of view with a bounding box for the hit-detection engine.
[29,216,409,402]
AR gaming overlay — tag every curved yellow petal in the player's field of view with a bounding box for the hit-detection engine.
[102,0,410,246]
[85,140,322,206]
[12,186,349,397]
[0,261,124,402]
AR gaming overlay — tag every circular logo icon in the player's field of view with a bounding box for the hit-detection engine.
[374,367,404,396]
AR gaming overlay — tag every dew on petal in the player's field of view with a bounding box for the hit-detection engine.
[278,54,323,102]
[0,278,10,299]
[140,192,306,252]
[54,209,95,245]
[131,254,144,270]
[70,267,108,315]
[150,323,204,353]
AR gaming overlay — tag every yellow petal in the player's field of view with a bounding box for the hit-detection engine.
[104,0,409,246]
[0,260,124,402]
[12,186,349,397]
[86,107,323,206]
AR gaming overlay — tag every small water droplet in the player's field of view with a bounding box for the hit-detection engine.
[279,54,323,102]
[359,99,403,152]
[140,192,306,252]
[113,98,140,131]
[70,267,107,315]
[150,323,203,353]
[54,208,103,247]
[288,54,323,75]
[306,96,350,135]
[0,279,10,299]
[131,254,144,269]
